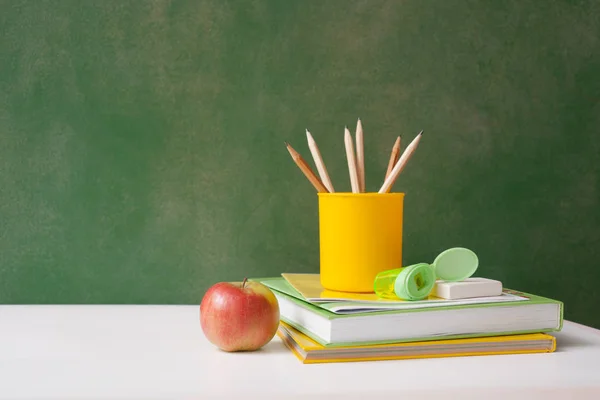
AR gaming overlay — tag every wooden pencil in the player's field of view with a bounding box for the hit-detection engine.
[344,127,360,193]
[355,119,365,192]
[378,131,423,193]
[306,129,335,193]
[285,142,329,193]
[385,136,401,180]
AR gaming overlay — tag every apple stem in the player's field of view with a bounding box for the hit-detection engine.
[242,277,248,288]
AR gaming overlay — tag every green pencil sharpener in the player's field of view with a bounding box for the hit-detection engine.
[373,247,479,301]
[374,263,436,301]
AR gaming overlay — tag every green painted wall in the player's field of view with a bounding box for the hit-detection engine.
[1,0,599,328]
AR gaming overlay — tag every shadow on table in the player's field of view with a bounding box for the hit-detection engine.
[256,340,290,354]
[214,339,289,355]
[554,331,599,352]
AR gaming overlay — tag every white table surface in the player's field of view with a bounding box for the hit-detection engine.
[1,305,599,399]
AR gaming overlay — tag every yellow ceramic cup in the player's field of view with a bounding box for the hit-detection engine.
[318,192,404,293]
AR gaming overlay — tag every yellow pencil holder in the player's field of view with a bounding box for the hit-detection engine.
[318,192,404,293]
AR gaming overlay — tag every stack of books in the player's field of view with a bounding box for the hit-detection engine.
[254,274,563,364]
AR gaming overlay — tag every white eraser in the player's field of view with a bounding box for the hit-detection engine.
[431,277,503,299]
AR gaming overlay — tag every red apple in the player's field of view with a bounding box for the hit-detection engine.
[200,278,280,352]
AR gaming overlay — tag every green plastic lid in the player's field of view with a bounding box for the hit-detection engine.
[432,247,479,282]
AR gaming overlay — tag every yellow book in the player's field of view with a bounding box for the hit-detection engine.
[277,321,556,364]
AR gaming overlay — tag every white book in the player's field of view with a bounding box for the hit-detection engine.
[257,277,564,347]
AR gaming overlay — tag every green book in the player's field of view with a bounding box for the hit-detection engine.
[255,277,564,347]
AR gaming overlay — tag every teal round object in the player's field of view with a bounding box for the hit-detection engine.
[432,247,479,282]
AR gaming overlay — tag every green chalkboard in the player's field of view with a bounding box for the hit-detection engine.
[1,0,599,328]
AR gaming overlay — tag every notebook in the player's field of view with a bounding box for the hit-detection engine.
[255,276,563,347]
[280,273,527,312]
[277,321,557,364]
